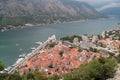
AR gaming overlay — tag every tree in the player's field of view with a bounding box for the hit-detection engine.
[63,57,117,80]
[0,61,5,71]
[48,42,56,48]
[64,73,76,80]
[0,61,7,80]
[89,47,99,52]
[22,71,47,80]
[59,51,64,57]
[27,72,35,80]
[0,73,9,80]
[78,48,83,52]
[7,72,22,80]
[48,63,53,68]
[48,75,60,80]
[33,70,47,80]
[79,58,117,80]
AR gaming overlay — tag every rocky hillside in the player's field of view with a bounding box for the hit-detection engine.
[100,7,120,16]
[0,0,104,27]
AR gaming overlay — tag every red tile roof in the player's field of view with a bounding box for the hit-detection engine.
[19,43,106,76]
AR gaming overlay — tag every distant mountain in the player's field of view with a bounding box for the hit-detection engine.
[0,0,104,27]
[100,7,120,16]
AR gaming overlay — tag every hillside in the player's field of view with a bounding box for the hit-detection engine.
[0,0,104,27]
[100,7,120,15]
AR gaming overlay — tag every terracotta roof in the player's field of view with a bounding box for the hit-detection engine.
[19,44,106,76]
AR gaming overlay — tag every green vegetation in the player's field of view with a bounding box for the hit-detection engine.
[48,64,53,68]
[0,0,105,28]
[63,73,75,80]
[89,47,99,53]
[49,42,57,48]
[0,57,118,80]
[69,45,77,49]
[45,42,57,48]
[97,42,106,48]
[78,48,83,52]
[48,75,60,80]
[0,73,9,80]
[26,72,35,80]
[59,51,64,57]
[63,57,117,80]
[33,71,47,80]
[60,35,82,43]
[104,30,120,40]
[0,15,93,28]
[7,72,22,80]
[0,16,34,27]
[0,61,5,71]
[0,61,7,80]
[93,48,114,56]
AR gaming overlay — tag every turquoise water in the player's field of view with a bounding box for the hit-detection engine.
[0,18,120,66]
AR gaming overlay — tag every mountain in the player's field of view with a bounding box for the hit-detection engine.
[100,7,120,16]
[0,0,104,27]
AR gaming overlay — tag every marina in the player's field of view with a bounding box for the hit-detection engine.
[2,35,57,74]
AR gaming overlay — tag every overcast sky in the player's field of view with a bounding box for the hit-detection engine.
[76,0,120,11]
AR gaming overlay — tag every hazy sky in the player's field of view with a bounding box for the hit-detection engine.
[76,0,120,11]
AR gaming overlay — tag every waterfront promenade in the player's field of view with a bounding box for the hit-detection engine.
[7,35,56,74]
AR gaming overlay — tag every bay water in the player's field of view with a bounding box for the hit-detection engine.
[0,18,120,66]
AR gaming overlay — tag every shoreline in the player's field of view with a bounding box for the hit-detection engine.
[2,15,119,33]
[0,18,108,32]
[3,27,120,75]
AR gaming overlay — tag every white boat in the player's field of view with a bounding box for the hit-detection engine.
[4,66,12,72]
[31,47,36,50]
[19,54,26,58]
[16,43,19,46]
[16,58,24,64]
[19,49,23,51]
[36,41,42,45]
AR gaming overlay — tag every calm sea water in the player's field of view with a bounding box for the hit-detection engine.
[0,18,120,66]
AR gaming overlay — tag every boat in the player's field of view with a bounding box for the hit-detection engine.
[16,58,24,64]
[19,54,26,58]
[36,41,42,45]
[16,43,19,46]
[19,49,23,51]
[4,66,12,72]
[31,47,36,50]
